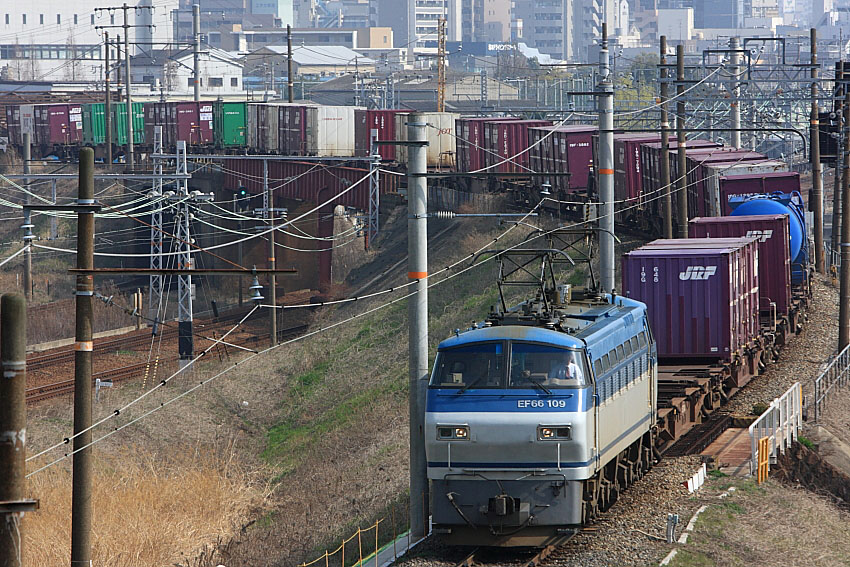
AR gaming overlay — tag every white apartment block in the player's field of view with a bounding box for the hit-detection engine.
[0,0,176,82]
[512,0,602,62]
[372,0,461,57]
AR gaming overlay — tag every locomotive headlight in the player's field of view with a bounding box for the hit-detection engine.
[538,425,571,441]
[437,425,470,440]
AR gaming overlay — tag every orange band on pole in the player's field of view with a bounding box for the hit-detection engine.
[74,341,94,352]
[408,271,428,279]
[599,168,614,174]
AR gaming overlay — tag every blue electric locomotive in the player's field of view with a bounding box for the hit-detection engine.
[425,267,657,546]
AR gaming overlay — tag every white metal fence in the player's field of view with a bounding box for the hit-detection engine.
[811,343,850,422]
[749,382,803,476]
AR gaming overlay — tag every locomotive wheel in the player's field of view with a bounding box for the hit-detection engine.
[582,474,601,523]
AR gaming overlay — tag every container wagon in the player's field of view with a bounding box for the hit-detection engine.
[689,215,792,321]
[395,112,460,169]
[716,172,801,216]
[304,105,358,157]
[528,124,597,196]
[622,239,759,362]
[455,117,518,172]
[213,101,246,148]
[145,101,214,147]
[355,109,405,159]
[483,119,552,173]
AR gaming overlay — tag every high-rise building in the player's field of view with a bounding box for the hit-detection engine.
[512,0,601,62]
[372,0,461,56]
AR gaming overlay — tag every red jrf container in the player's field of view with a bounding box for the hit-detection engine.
[610,133,668,207]
[34,104,83,145]
[483,119,552,173]
[717,172,801,216]
[279,103,311,155]
[528,125,597,194]
[456,117,518,172]
[639,140,720,202]
[145,102,213,147]
[175,101,214,145]
[639,237,760,346]
[684,151,769,216]
[622,241,758,361]
[690,214,791,317]
[354,109,405,159]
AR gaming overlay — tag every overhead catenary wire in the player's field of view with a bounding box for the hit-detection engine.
[25,148,760,476]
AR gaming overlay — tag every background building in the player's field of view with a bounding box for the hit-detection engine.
[0,0,177,82]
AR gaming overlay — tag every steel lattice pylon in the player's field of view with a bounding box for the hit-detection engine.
[149,126,164,324]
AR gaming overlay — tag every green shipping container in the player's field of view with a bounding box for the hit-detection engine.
[82,103,106,145]
[111,102,146,145]
[214,101,246,147]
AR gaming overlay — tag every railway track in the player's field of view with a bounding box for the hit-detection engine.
[26,308,261,372]
[450,533,578,567]
[24,323,310,404]
[26,361,152,404]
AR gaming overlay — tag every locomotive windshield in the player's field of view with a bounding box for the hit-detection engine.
[430,341,589,389]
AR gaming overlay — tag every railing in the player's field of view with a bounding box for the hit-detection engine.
[825,242,841,270]
[298,497,424,567]
[749,382,803,477]
[811,343,850,422]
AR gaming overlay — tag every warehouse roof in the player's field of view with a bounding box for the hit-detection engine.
[249,45,374,67]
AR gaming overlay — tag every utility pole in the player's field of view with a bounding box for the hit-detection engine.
[95,4,153,171]
[676,44,688,238]
[659,35,673,240]
[437,17,446,112]
[598,22,615,293]
[104,32,113,168]
[193,3,201,102]
[287,25,294,103]
[264,160,277,346]
[839,89,850,349]
[812,28,825,273]
[71,147,95,567]
[22,133,32,300]
[0,293,35,567]
[123,4,135,170]
[730,36,742,149]
[833,61,845,262]
[407,114,429,541]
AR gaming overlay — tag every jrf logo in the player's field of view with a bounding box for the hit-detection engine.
[679,266,717,280]
[745,229,773,242]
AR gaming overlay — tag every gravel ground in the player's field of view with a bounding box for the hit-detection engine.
[725,273,839,415]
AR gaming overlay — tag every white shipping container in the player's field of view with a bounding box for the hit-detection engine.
[395,112,460,169]
[304,106,357,156]
[704,160,787,216]
[246,103,261,150]
[261,103,281,153]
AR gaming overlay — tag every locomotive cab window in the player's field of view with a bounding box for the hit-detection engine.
[509,343,588,388]
[430,343,504,389]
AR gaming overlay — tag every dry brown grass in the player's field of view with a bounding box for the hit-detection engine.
[24,443,265,567]
[673,478,850,566]
[27,282,136,345]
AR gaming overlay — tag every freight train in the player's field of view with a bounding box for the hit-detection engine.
[4,102,803,237]
[426,193,810,547]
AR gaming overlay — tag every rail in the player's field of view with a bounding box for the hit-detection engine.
[749,382,803,476]
[811,343,850,422]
